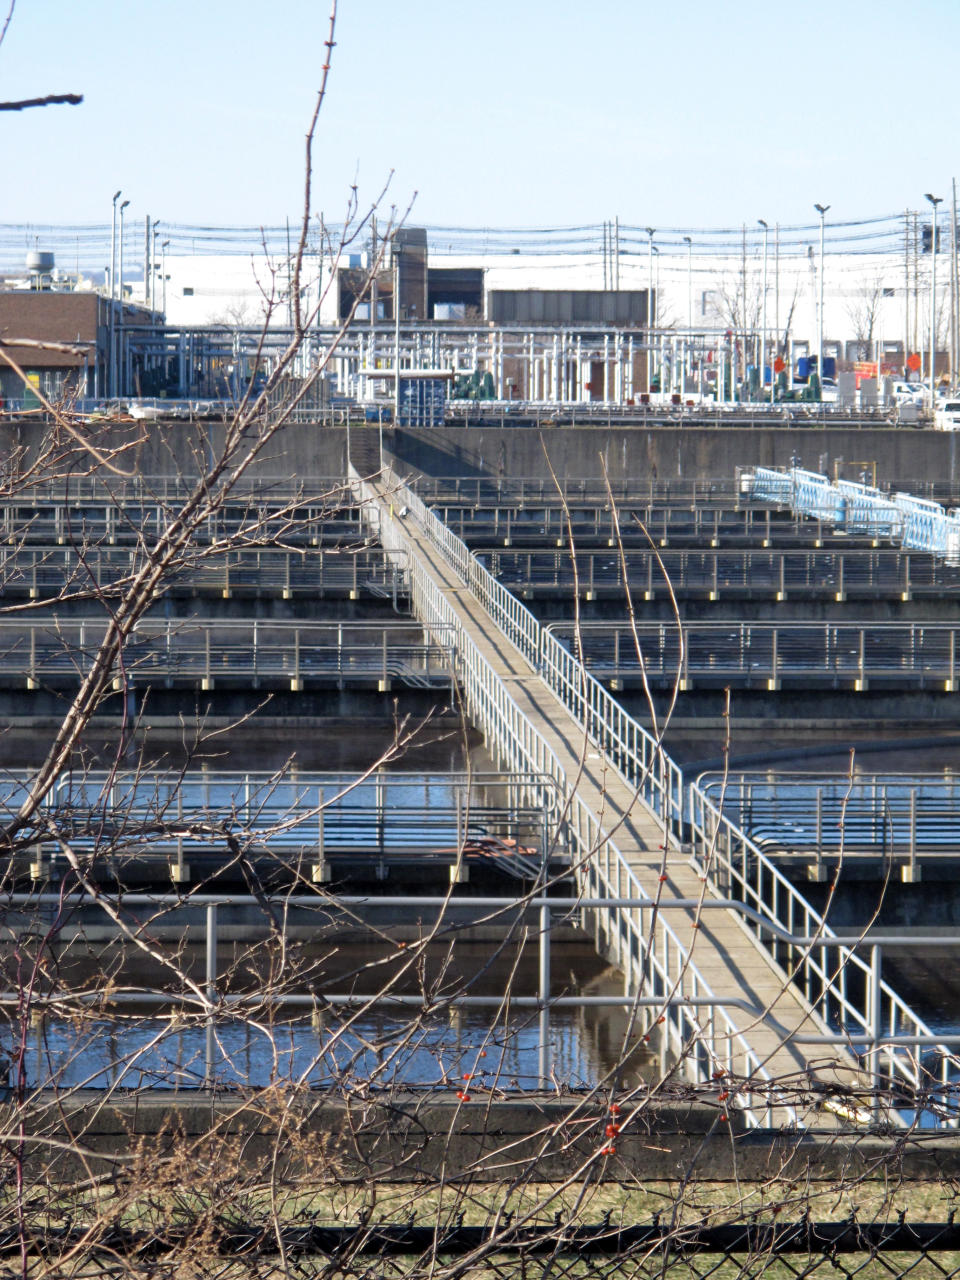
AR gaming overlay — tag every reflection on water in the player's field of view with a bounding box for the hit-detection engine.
[7,1003,656,1093]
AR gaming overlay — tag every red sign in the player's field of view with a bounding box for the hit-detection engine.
[907,352,922,371]
[773,356,785,373]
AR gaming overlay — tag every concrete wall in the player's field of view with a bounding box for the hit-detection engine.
[386,425,960,487]
[9,416,960,489]
[25,1091,960,1181]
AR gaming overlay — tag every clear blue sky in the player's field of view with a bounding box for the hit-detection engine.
[2,0,957,230]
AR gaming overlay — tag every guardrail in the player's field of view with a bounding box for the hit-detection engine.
[434,502,860,550]
[481,547,960,600]
[687,781,960,1125]
[748,466,960,563]
[697,772,960,872]
[359,469,780,1117]
[0,619,453,691]
[369,466,960,1126]
[384,473,684,830]
[0,545,409,605]
[25,770,553,880]
[545,620,960,689]
[0,500,365,548]
[1,890,815,1099]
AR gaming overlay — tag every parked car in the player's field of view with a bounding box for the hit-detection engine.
[936,400,960,431]
[889,380,923,405]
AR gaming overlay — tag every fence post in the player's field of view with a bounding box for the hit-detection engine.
[539,902,551,1085]
[205,903,218,1090]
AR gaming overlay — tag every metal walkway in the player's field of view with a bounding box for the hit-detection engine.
[3,619,452,691]
[698,772,960,873]
[358,469,857,1114]
[482,546,960,602]
[547,620,960,691]
[0,544,408,604]
[17,770,554,884]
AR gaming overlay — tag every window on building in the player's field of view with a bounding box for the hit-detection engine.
[182,287,194,297]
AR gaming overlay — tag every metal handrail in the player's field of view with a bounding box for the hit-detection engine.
[545,620,960,686]
[481,547,960,598]
[687,782,960,1124]
[0,544,409,601]
[391,474,684,828]
[362,470,781,1120]
[0,619,454,689]
[749,466,960,564]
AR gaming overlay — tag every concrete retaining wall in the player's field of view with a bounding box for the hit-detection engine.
[10,417,959,488]
[386,425,960,487]
[16,1091,960,1182]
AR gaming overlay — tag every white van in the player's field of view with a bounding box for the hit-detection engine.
[936,400,960,430]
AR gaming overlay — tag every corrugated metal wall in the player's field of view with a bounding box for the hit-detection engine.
[488,289,649,326]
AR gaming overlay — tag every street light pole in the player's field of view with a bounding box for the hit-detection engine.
[814,203,830,398]
[118,199,130,398]
[109,190,121,398]
[683,235,692,394]
[925,193,943,402]
[151,220,161,312]
[161,240,170,317]
[758,219,768,403]
[646,227,655,397]
[653,246,661,391]
[393,241,402,426]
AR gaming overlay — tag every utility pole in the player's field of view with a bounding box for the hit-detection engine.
[774,223,780,363]
[814,203,830,395]
[117,198,130,397]
[740,224,747,384]
[646,228,655,395]
[144,215,151,309]
[109,190,121,399]
[393,240,402,425]
[951,179,958,386]
[758,219,768,403]
[904,209,911,375]
[370,214,378,345]
[926,193,943,398]
[913,211,920,357]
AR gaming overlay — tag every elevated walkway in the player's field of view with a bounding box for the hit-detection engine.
[356,467,858,1113]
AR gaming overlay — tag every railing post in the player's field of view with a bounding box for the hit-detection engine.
[868,944,882,1120]
[539,902,551,1085]
[205,903,218,1090]
[906,787,919,883]
[814,787,824,881]
[312,787,328,883]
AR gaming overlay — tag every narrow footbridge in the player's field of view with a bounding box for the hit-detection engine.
[353,465,960,1127]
